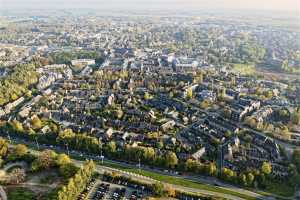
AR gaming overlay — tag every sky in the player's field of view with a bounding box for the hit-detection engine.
[0,0,299,12]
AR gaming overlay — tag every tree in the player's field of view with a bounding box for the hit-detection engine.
[224,130,232,138]
[218,87,226,99]
[292,149,300,172]
[246,173,255,186]
[206,162,217,176]
[31,150,57,171]
[292,110,300,125]
[156,141,164,150]
[57,160,95,200]
[239,173,247,186]
[59,163,78,179]
[222,107,232,119]
[244,117,257,128]
[0,137,8,157]
[0,63,38,106]
[196,71,203,84]
[231,76,236,86]
[200,100,211,109]
[31,116,42,130]
[10,120,24,132]
[186,87,193,99]
[105,141,117,156]
[114,109,124,119]
[13,144,28,157]
[164,151,178,169]
[144,92,151,100]
[152,182,164,197]
[263,90,273,99]
[278,109,289,120]
[281,59,289,71]
[56,153,71,166]
[185,159,199,172]
[221,168,236,182]
[6,168,26,184]
[142,147,155,164]
[288,164,300,186]
[165,185,176,197]
[58,129,75,139]
[261,162,272,175]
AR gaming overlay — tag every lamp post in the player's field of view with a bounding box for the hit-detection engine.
[65,143,70,156]
[138,158,141,172]
[99,138,104,164]
[100,150,104,164]
[7,131,12,144]
[35,137,40,150]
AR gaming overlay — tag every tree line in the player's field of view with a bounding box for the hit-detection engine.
[58,160,95,200]
[2,121,300,191]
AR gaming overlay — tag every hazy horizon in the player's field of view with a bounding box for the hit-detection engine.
[1,0,299,12]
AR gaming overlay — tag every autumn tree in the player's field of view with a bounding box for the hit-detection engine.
[31,116,43,130]
[13,144,28,157]
[152,182,164,197]
[246,173,255,186]
[292,110,300,125]
[165,185,176,197]
[164,151,178,169]
[6,168,26,185]
[56,153,71,166]
[10,120,24,132]
[58,160,95,200]
[261,162,272,175]
[59,163,78,179]
[186,87,193,99]
[0,137,8,157]
[31,149,57,171]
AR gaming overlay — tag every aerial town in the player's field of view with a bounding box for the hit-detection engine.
[0,6,299,200]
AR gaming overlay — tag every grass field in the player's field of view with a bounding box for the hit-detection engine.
[264,181,295,198]
[7,187,36,200]
[231,63,256,75]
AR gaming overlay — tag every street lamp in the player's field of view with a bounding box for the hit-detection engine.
[100,150,104,164]
[99,138,104,164]
[65,143,70,156]
[138,158,141,172]
[7,131,12,143]
[35,137,40,150]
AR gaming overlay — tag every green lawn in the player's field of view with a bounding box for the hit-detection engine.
[7,187,36,200]
[264,181,295,198]
[231,63,256,75]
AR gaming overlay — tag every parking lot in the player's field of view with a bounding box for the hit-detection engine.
[87,180,147,200]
